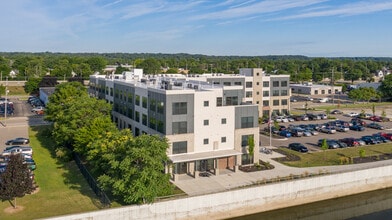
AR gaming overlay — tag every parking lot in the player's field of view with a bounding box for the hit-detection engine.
[260,114,392,152]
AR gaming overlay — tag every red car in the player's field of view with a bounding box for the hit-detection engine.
[379,132,392,140]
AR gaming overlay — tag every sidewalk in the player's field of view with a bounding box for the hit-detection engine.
[173,146,392,196]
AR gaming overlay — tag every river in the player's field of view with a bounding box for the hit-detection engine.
[228,187,392,220]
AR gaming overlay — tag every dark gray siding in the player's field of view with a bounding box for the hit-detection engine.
[234,105,259,129]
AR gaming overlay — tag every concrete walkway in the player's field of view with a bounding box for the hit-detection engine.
[173,146,392,196]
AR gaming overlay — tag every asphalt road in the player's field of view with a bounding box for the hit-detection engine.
[260,115,392,152]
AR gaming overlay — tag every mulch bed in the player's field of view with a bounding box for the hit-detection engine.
[353,153,392,164]
[239,160,275,172]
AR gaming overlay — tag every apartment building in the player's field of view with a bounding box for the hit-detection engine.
[89,70,260,181]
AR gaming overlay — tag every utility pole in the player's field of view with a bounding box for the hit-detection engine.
[4,76,8,127]
[331,67,335,104]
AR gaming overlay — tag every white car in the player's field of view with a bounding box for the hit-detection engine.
[275,116,288,123]
[32,106,46,113]
[344,112,359,117]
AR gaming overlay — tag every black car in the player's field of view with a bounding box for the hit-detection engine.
[5,137,30,145]
[366,122,384,130]
[331,110,343,114]
[361,136,377,145]
[288,143,308,153]
[349,124,365,131]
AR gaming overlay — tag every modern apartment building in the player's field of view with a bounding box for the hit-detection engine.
[89,70,260,181]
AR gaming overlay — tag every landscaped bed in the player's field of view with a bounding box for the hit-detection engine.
[239,160,275,172]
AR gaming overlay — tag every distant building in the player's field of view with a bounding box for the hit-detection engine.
[290,82,342,96]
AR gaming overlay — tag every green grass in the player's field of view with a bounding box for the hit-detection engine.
[0,126,102,220]
[7,86,29,96]
[278,143,392,167]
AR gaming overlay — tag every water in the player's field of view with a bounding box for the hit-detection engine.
[228,187,392,220]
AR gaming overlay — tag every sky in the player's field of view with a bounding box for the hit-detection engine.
[1,0,392,57]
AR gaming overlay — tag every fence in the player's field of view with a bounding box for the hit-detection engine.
[72,152,111,207]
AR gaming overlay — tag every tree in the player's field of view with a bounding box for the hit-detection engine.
[378,74,392,98]
[247,135,255,164]
[348,87,379,103]
[0,84,5,96]
[137,58,161,74]
[95,132,173,204]
[24,77,42,94]
[87,57,107,73]
[321,139,328,160]
[0,154,35,208]
[39,76,59,87]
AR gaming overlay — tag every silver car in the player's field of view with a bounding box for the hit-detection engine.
[321,127,336,134]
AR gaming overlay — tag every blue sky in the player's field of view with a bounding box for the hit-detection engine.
[1,0,392,57]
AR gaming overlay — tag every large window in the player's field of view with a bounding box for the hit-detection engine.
[246,91,252,98]
[149,99,156,111]
[221,118,227,124]
[263,91,269,97]
[157,102,164,114]
[272,81,279,87]
[173,141,187,154]
[157,121,164,133]
[128,93,133,104]
[135,95,140,106]
[246,82,252,88]
[223,82,231,86]
[281,99,288,105]
[263,81,269,87]
[234,82,242,85]
[273,100,279,106]
[263,100,269,106]
[204,101,209,107]
[142,114,147,125]
[216,97,223,106]
[221,137,226,143]
[281,81,288,87]
[272,90,280,96]
[241,134,254,147]
[226,96,238,105]
[241,116,254,128]
[203,138,209,145]
[281,90,288,96]
[135,111,140,122]
[142,97,148,108]
[149,117,156,130]
[172,102,187,115]
[172,121,187,134]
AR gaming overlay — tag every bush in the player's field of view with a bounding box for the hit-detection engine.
[55,147,72,162]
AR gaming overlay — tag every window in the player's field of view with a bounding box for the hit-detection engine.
[241,134,254,147]
[322,90,325,94]
[149,117,156,130]
[204,120,209,126]
[221,137,226,143]
[135,95,140,106]
[246,82,252,88]
[216,97,223,106]
[272,90,279,96]
[273,100,279,106]
[221,118,227,124]
[128,93,133,104]
[281,90,288,96]
[315,90,319,95]
[142,114,147,125]
[204,101,209,107]
[263,81,269,87]
[128,108,134,119]
[135,111,140,122]
[273,81,279,87]
[149,99,156,111]
[281,81,288,87]
[110,88,113,96]
[282,109,289,115]
[173,141,187,154]
[246,91,252,98]
[203,138,209,145]
[172,121,187,134]
[263,110,270,117]
[172,102,187,115]
[241,116,254,128]
[142,97,147,108]
[281,99,288,105]
[157,121,164,133]
[226,96,238,105]
[157,102,164,114]
[263,91,269,97]
[234,82,242,86]
[263,101,269,106]
[223,82,231,86]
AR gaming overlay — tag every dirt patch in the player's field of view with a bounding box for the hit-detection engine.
[4,205,24,214]
[353,154,392,164]
[272,149,301,162]
[239,160,275,172]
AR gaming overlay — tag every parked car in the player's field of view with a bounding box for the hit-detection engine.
[32,106,46,113]
[379,132,392,140]
[331,110,343,114]
[24,159,36,171]
[366,122,384,130]
[288,143,308,153]
[2,146,33,156]
[302,130,312,137]
[5,137,30,145]
[318,114,328,120]
[372,135,390,143]
[289,128,303,137]
[317,139,339,149]
[349,124,365,131]
[275,116,288,123]
[339,138,360,147]
[351,118,366,126]
[305,129,319,136]
[320,127,336,134]
[335,125,349,132]
[355,138,366,146]
[344,112,359,117]
[286,117,295,122]
[336,141,348,148]
[360,136,377,145]
[279,130,292,138]
[307,113,320,120]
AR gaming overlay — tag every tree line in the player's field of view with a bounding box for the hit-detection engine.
[44,82,173,204]
[1,52,392,84]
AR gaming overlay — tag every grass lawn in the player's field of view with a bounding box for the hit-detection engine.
[277,143,392,167]
[7,86,29,96]
[0,126,102,220]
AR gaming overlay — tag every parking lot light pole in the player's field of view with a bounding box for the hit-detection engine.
[4,76,8,127]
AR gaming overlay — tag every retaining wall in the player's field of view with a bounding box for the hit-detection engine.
[45,165,392,220]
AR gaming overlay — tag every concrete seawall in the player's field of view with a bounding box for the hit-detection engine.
[44,165,392,220]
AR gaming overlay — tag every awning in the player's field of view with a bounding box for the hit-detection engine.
[169,149,242,163]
